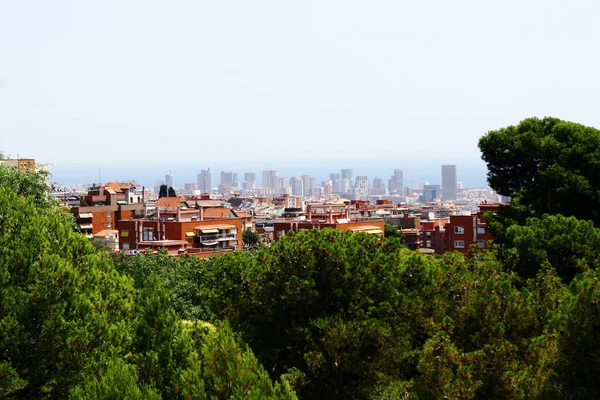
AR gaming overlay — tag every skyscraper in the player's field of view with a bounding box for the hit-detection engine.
[442,165,457,201]
[244,172,256,189]
[388,169,404,194]
[262,170,278,189]
[290,177,304,196]
[341,169,353,182]
[354,176,369,199]
[165,173,173,189]
[301,175,312,195]
[330,173,341,193]
[197,168,212,193]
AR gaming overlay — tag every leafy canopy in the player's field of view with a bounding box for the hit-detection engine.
[479,117,600,224]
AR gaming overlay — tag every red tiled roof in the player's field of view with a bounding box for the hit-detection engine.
[203,208,234,218]
[156,197,187,208]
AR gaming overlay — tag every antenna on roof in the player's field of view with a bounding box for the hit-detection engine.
[98,168,101,186]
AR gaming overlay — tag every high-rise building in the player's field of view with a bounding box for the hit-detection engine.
[165,173,174,189]
[330,173,341,193]
[340,178,351,193]
[442,165,457,201]
[388,169,404,194]
[290,177,304,196]
[244,172,256,189]
[422,184,441,203]
[354,176,369,199]
[220,171,234,186]
[262,170,278,189]
[301,175,312,194]
[197,168,212,193]
[341,169,353,183]
[371,177,386,195]
[322,180,333,196]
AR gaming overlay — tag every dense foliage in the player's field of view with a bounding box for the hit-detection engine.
[0,164,295,399]
[6,116,600,398]
[479,117,600,224]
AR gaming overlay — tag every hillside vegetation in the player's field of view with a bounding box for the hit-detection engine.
[3,117,600,399]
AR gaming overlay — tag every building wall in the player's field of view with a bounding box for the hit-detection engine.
[118,218,243,251]
[273,220,385,241]
[444,213,493,253]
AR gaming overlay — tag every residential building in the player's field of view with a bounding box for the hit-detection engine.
[273,220,385,241]
[71,182,145,236]
[443,202,499,253]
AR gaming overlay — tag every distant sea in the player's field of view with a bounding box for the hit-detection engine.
[48,157,490,189]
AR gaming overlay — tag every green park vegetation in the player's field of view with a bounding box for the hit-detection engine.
[3,117,600,398]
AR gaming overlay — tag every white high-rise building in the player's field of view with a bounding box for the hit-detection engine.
[354,176,369,199]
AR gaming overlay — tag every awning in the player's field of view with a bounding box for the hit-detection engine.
[366,229,383,235]
[117,200,128,205]
[78,213,93,219]
[199,228,219,234]
[79,224,93,230]
[201,241,219,246]
[185,232,194,237]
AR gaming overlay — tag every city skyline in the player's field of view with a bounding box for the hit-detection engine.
[48,159,483,194]
[2,2,600,165]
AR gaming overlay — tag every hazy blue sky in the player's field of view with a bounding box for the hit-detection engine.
[1,1,599,168]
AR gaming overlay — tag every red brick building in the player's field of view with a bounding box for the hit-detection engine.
[443,203,502,253]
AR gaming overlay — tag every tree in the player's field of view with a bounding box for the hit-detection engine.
[479,117,600,225]
[0,187,136,398]
[384,222,405,242]
[200,229,436,398]
[242,230,261,248]
[168,186,176,197]
[0,163,55,209]
[502,214,600,282]
[158,184,167,198]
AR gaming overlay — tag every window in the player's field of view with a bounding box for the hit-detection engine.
[426,231,431,236]
[454,226,464,234]
[477,240,486,248]
[107,222,112,229]
[107,211,112,218]
[454,240,465,248]
[477,227,485,234]
[143,228,154,241]
[426,240,431,248]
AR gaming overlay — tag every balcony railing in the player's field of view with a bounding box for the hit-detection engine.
[197,233,236,241]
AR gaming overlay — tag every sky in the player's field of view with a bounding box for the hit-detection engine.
[1,1,600,184]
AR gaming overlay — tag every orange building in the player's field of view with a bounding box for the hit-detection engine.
[118,217,243,257]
